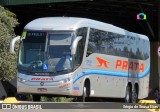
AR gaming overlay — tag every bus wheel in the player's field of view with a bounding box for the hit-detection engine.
[16,94,27,101]
[124,85,131,103]
[77,86,87,102]
[32,94,41,101]
[82,86,87,102]
[132,87,138,103]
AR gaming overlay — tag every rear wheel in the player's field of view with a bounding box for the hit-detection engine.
[32,94,41,101]
[124,85,131,103]
[132,86,138,103]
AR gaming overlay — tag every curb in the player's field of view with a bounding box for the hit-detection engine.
[2,97,20,103]
[138,100,160,112]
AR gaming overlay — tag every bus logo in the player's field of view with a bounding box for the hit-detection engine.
[40,82,44,86]
[96,57,110,68]
[115,60,144,72]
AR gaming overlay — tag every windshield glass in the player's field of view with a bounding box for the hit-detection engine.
[18,31,74,74]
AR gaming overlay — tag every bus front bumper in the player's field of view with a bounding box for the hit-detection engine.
[17,81,74,96]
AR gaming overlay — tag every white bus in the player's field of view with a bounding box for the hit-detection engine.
[10,17,150,102]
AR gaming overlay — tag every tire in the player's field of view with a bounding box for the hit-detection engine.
[131,87,138,103]
[154,89,159,104]
[124,85,131,103]
[77,85,87,102]
[16,94,27,101]
[32,94,41,101]
[82,86,87,102]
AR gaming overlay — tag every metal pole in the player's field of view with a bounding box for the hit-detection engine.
[158,2,160,91]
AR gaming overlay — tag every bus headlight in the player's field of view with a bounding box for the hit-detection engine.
[17,77,28,83]
[64,78,71,83]
[59,80,64,84]
[60,78,71,84]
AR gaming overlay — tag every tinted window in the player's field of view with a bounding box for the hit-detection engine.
[128,37,149,60]
[87,28,126,57]
[87,28,149,60]
[74,27,87,68]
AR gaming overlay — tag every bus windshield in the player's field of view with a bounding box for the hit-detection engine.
[18,31,74,74]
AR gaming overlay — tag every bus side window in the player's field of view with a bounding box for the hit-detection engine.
[87,28,103,57]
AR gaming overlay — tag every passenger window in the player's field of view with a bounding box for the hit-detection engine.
[87,28,149,60]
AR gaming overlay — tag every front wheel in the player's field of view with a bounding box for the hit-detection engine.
[16,94,27,101]
[32,94,41,101]
[131,87,138,103]
[77,86,87,102]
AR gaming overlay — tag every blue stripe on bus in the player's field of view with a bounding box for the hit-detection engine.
[73,65,150,83]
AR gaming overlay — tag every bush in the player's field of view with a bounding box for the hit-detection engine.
[0,6,19,81]
[41,96,73,102]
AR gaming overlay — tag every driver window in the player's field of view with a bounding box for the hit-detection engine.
[74,27,87,69]
[74,39,83,68]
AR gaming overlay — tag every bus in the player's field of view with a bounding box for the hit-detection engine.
[10,17,150,102]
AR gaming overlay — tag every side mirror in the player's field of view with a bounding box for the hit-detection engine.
[71,36,82,55]
[10,36,20,53]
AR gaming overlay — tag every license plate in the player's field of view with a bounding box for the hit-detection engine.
[37,88,47,92]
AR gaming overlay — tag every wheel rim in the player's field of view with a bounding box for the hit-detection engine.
[83,86,86,102]
[125,86,130,103]
[126,92,129,102]
[132,89,137,103]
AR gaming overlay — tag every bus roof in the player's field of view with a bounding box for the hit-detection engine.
[24,17,149,40]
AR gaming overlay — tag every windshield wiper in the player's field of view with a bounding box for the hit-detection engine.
[55,69,71,73]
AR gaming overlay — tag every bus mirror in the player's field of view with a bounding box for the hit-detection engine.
[10,36,20,53]
[71,36,82,55]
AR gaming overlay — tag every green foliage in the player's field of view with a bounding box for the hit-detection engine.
[41,96,73,102]
[0,6,19,81]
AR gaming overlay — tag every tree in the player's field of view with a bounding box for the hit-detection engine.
[0,6,19,81]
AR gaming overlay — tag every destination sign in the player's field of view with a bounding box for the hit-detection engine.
[26,31,47,38]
